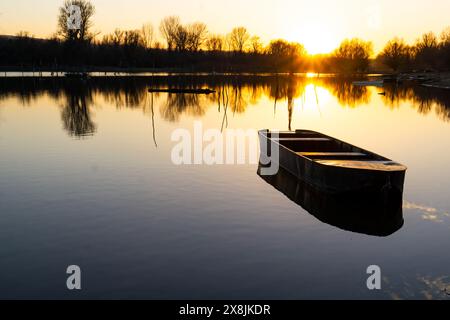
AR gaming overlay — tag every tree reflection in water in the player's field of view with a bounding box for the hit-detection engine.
[0,75,449,138]
[60,86,96,138]
[382,84,450,121]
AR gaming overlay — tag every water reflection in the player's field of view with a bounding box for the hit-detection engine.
[257,162,404,237]
[0,75,449,138]
[386,275,450,300]
[162,92,205,122]
[60,84,96,137]
[382,84,450,121]
[404,201,450,223]
[144,93,158,147]
[324,78,371,107]
[0,75,449,299]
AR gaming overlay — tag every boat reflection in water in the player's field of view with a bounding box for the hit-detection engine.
[257,162,404,237]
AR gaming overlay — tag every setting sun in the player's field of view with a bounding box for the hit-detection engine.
[288,23,339,55]
[302,33,339,55]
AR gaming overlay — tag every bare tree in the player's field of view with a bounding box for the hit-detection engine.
[268,39,306,72]
[165,20,208,52]
[441,27,450,45]
[379,37,410,71]
[333,38,373,72]
[153,41,163,49]
[159,16,180,50]
[268,39,305,57]
[440,27,450,70]
[112,29,124,45]
[229,27,250,52]
[250,36,263,54]
[101,28,124,45]
[57,0,95,42]
[416,31,438,50]
[414,32,439,69]
[16,31,35,40]
[186,22,208,51]
[141,23,154,49]
[123,30,144,47]
[174,25,189,51]
[206,35,223,51]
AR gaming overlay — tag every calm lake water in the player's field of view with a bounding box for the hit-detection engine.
[0,75,449,299]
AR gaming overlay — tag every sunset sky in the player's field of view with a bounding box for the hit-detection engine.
[1,0,449,54]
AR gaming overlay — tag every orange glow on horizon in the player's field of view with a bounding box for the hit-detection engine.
[285,23,339,55]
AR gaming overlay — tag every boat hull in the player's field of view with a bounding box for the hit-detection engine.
[259,130,406,195]
[257,164,404,236]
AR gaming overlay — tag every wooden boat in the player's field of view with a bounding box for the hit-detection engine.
[257,163,404,236]
[352,80,384,87]
[259,129,407,194]
[148,88,215,94]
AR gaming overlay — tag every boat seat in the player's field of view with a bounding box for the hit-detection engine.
[315,160,407,171]
[299,152,367,159]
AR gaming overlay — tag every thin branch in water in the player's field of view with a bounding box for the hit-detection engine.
[217,88,221,112]
[274,83,279,117]
[221,86,229,133]
[233,86,238,117]
[301,92,305,111]
[225,85,229,128]
[151,92,158,148]
[288,98,294,131]
[314,85,322,118]
[314,84,319,106]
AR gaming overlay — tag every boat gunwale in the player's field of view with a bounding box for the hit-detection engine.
[259,129,408,173]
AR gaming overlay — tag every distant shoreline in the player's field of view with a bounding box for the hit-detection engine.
[1,68,449,89]
[0,67,391,77]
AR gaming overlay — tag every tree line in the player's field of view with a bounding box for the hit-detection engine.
[0,0,449,73]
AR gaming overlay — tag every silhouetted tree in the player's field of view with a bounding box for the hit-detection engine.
[414,32,439,69]
[268,39,306,72]
[174,25,189,51]
[250,36,263,54]
[416,32,438,50]
[440,27,450,70]
[165,20,208,52]
[333,38,373,72]
[141,23,154,49]
[229,27,250,52]
[159,16,180,50]
[379,38,410,72]
[101,28,125,46]
[206,35,224,51]
[123,30,144,47]
[57,0,95,42]
[186,23,208,51]
[441,27,450,45]
[16,31,33,38]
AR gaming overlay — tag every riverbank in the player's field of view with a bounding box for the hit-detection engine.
[0,69,378,78]
[1,68,449,89]
[378,72,450,89]
[421,75,450,89]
